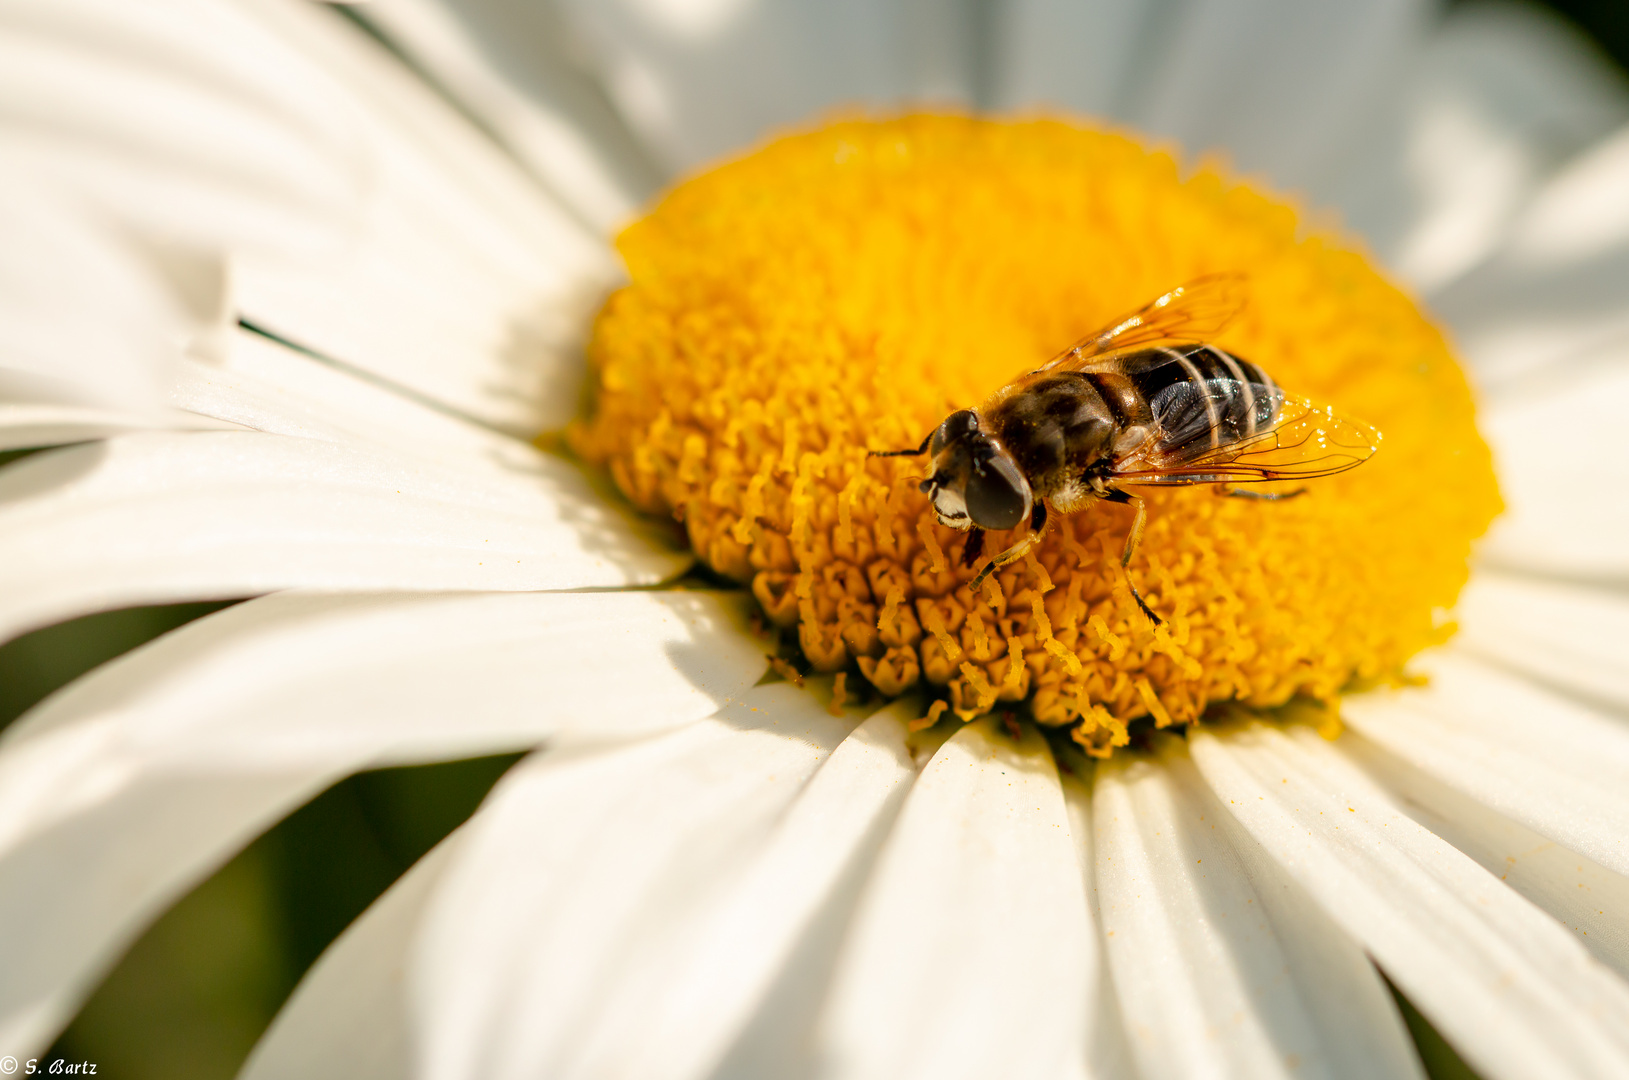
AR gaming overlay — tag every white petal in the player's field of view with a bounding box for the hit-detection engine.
[0,588,763,1058]
[1327,1,1627,286]
[1343,649,1629,879]
[255,691,903,1080]
[1191,721,1629,1080]
[1094,742,1420,1080]
[1127,0,1431,199]
[990,0,1156,117]
[0,430,686,642]
[1096,748,1320,1080]
[1059,773,1141,1080]
[1342,727,1629,981]
[0,0,365,400]
[3,589,765,766]
[1477,363,1629,582]
[814,720,1092,1080]
[1394,1,1627,289]
[411,684,855,1080]
[223,0,617,435]
[556,702,918,1080]
[354,0,660,231]
[175,329,558,482]
[1454,571,1629,714]
[1210,766,1428,1080]
[242,833,464,1080]
[1431,120,1629,386]
[1503,121,1629,272]
[1001,0,1429,254]
[0,768,329,1058]
[0,403,233,453]
[0,0,364,263]
[554,0,979,172]
[0,175,189,414]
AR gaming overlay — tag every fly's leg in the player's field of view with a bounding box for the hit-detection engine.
[1103,490,1162,625]
[960,527,985,568]
[869,432,931,458]
[969,502,1048,592]
[969,535,1036,593]
[1225,486,1306,501]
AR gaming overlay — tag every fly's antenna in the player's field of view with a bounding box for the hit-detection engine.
[869,432,931,458]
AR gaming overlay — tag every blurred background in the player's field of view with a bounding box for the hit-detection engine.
[2,1,1624,1077]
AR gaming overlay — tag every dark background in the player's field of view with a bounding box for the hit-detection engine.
[5,2,1625,1076]
[1539,0,1629,72]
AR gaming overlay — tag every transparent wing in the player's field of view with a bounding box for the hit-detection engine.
[1112,396,1380,485]
[1036,273,1248,375]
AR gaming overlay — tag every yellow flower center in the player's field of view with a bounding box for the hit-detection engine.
[571,115,1501,757]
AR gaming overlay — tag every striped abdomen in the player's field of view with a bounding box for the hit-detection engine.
[1110,345,1282,464]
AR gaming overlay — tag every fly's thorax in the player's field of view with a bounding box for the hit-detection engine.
[982,372,1123,500]
[921,409,1033,531]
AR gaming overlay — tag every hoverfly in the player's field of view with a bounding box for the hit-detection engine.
[872,274,1379,624]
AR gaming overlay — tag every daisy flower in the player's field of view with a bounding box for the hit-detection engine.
[3,1,1629,1079]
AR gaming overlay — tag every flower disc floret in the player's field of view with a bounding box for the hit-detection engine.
[572,115,1500,756]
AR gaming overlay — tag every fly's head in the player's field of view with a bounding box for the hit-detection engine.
[919,409,1032,531]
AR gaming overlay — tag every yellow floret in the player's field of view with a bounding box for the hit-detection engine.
[570,115,1501,756]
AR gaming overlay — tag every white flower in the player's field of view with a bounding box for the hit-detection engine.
[2,1,1629,1078]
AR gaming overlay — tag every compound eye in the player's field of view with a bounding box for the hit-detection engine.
[964,454,1030,530]
[930,409,980,456]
